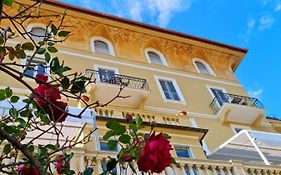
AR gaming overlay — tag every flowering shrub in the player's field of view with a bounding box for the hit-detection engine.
[17,164,40,175]
[102,115,175,174]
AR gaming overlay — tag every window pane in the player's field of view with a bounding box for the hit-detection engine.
[195,61,211,75]
[175,148,192,158]
[210,88,228,106]
[148,51,163,65]
[98,68,116,83]
[30,27,48,40]
[24,57,47,77]
[94,40,110,55]
[100,141,118,151]
[167,81,180,101]
[159,80,172,100]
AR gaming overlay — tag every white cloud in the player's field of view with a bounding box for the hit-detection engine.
[259,15,275,30]
[248,89,263,99]
[275,3,281,11]
[240,18,256,45]
[62,0,192,27]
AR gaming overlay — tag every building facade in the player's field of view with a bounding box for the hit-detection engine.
[1,0,281,174]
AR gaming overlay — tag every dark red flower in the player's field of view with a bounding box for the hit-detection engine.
[55,155,70,174]
[122,154,133,162]
[17,164,40,175]
[137,132,172,173]
[50,101,68,122]
[126,113,133,121]
[34,84,61,106]
[35,74,48,84]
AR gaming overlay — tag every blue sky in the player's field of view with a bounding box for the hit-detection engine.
[60,0,281,117]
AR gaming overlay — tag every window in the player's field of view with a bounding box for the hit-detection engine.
[193,59,215,76]
[29,27,50,40]
[94,40,110,55]
[24,56,48,77]
[98,68,116,84]
[210,88,228,106]
[99,139,118,152]
[159,79,180,101]
[155,76,185,104]
[175,146,193,158]
[92,37,115,56]
[145,49,167,66]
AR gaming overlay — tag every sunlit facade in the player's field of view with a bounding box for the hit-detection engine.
[1,0,281,174]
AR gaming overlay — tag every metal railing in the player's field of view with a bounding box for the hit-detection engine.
[210,93,264,113]
[85,69,150,91]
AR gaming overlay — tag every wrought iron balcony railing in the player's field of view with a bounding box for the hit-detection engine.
[85,69,150,91]
[210,93,264,113]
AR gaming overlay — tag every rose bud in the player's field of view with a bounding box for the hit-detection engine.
[126,113,133,121]
[122,154,133,162]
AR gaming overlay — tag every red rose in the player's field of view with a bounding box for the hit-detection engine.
[35,74,48,84]
[122,154,133,162]
[137,132,172,173]
[55,155,70,174]
[50,101,68,122]
[34,84,61,106]
[126,113,133,121]
[17,164,40,175]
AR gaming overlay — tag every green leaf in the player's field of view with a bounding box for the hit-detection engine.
[5,87,12,98]
[9,108,18,117]
[10,96,19,103]
[37,48,46,54]
[20,109,31,118]
[103,130,115,140]
[47,46,58,53]
[27,145,35,153]
[82,167,93,175]
[118,134,131,144]
[0,37,4,45]
[22,42,34,50]
[58,31,71,37]
[45,144,56,150]
[3,144,11,154]
[61,77,70,90]
[47,42,55,46]
[106,158,117,172]
[38,147,48,157]
[50,24,58,35]
[107,140,118,150]
[135,116,143,125]
[106,120,119,130]
[163,133,171,139]
[15,118,27,127]
[70,81,86,94]
[3,0,14,6]
[17,49,26,59]
[172,157,177,164]
[44,52,51,63]
[0,89,6,101]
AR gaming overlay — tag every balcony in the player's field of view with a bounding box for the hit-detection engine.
[85,69,150,108]
[210,93,265,124]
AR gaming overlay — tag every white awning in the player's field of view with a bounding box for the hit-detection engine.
[208,130,281,165]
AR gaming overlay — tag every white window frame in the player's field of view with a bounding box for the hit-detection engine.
[174,144,194,159]
[154,75,186,104]
[206,85,227,107]
[145,48,168,66]
[91,37,115,56]
[26,23,52,40]
[230,124,251,134]
[193,58,216,76]
[21,51,49,79]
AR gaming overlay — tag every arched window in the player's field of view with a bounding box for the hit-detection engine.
[94,40,110,55]
[92,37,115,56]
[30,27,50,40]
[193,59,215,76]
[145,49,168,66]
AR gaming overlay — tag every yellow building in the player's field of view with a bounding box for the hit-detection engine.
[1,0,281,174]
